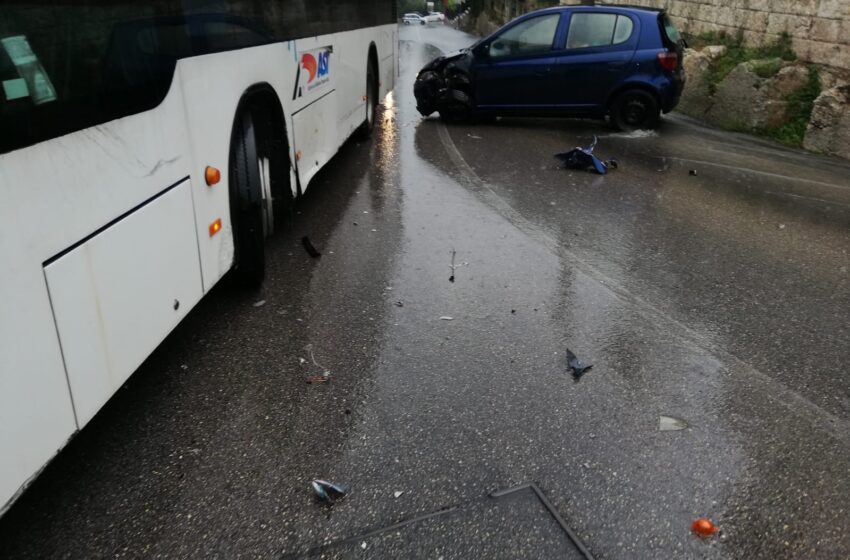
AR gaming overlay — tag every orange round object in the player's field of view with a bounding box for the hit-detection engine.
[691,518,718,537]
[204,166,221,186]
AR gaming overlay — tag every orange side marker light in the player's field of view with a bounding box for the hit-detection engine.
[205,166,221,186]
[691,518,718,537]
[208,218,222,237]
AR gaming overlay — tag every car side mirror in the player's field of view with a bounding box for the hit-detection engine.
[472,43,490,59]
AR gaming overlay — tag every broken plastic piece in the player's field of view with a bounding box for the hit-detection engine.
[395,301,404,307]
[566,348,593,379]
[691,518,718,537]
[311,479,347,502]
[301,236,321,258]
[555,135,613,175]
[440,316,453,321]
[393,491,404,499]
[306,375,329,384]
[689,169,698,176]
[253,300,266,308]
[659,415,688,431]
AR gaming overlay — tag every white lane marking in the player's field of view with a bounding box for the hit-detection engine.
[435,121,850,446]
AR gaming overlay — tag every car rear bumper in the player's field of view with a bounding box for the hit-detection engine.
[661,71,685,113]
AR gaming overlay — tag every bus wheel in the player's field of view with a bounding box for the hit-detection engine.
[356,55,379,139]
[230,110,266,288]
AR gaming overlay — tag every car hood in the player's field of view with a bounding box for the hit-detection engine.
[419,48,473,74]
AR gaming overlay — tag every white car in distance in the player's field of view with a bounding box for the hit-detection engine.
[402,13,426,25]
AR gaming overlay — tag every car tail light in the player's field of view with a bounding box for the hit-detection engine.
[657,51,678,71]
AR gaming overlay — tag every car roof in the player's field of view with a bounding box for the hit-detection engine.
[532,4,664,16]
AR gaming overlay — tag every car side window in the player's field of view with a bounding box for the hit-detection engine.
[566,13,633,49]
[489,14,560,59]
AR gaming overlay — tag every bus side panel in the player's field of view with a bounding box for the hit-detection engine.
[43,180,203,426]
[0,75,193,512]
[0,249,77,515]
[293,92,339,189]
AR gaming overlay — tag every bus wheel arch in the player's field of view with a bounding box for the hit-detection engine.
[228,84,293,287]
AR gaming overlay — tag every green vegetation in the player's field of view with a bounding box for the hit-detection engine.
[757,65,821,147]
[684,30,820,147]
[685,31,797,94]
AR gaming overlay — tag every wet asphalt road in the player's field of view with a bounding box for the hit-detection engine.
[2,23,850,560]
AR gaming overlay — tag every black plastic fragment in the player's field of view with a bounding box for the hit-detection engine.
[566,348,593,379]
[302,236,322,258]
[689,169,698,176]
[312,479,347,502]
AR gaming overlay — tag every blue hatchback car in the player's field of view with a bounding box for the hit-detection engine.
[414,5,685,129]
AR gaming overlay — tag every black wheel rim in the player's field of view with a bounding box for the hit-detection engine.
[622,98,648,126]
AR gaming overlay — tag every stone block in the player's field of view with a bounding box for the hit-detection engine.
[705,61,769,128]
[769,65,811,98]
[803,86,850,158]
[816,0,846,19]
[810,18,841,43]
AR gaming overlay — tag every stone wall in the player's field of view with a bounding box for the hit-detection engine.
[613,0,850,71]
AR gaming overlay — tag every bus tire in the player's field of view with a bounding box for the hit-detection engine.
[230,110,266,288]
[355,54,379,139]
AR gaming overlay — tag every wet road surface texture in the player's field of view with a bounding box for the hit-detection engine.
[2,24,850,560]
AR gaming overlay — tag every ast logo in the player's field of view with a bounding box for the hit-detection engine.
[293,46,332,100]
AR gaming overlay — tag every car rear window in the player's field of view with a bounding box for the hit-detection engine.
[567,13,634,49]
[661,13,682,44]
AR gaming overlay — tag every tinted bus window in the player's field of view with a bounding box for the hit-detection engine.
[0,0,396,155]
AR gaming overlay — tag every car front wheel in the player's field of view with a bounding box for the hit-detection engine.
[611,89,660,131]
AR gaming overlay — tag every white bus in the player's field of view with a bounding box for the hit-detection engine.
[0,0,396,514]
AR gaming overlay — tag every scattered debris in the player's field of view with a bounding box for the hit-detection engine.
[689,169,698,176]
[360,542,367,550]
[778,224,786,230]
[566,348,593,379]
[393,491,404,499]
[467,134,482,140]
[311,479,347,502]
[691,518,718,537]
[440,316,454,321]
[659,416,688,431]
[298,357,307,366]
[306,344,331,376]
[555,136,616,175]
[511,309,516,314]
[301,236,322,258]
[448,249,468,282]
[253,300,266,308]
[395,301,404,307]
[306,375,329,385]
[180,364,188,371]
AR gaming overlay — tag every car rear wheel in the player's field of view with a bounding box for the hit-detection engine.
[611,89,660,131]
